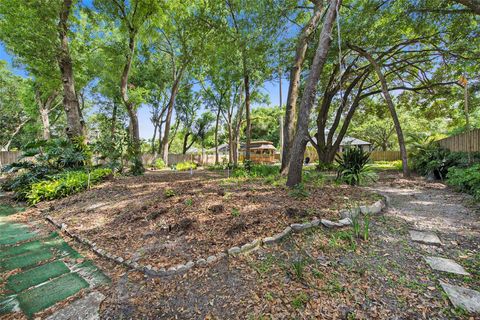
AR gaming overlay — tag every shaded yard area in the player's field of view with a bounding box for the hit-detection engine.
[1,170,478,319]
[98,173,479,319]
[38,170,378,269]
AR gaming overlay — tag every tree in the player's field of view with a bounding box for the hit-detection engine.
[349,45,410,176]
[0,0,85,140]
[281,0,324,174]
[0,62,31,150]
[176,85,202,154]
[94,0,161,174]
[286,0,342,187]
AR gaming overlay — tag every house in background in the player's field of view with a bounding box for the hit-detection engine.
[305,135,372,163]
[307,135,372,152]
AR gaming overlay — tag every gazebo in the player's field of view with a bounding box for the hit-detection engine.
[239,140,277,164]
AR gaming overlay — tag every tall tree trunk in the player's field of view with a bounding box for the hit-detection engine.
[58,0,84,139]
[281,1,323,174]
[350,45,409,177]
[287,0,341,187]
[182,132,191,154]
[161,68,185,165]
[157,119,164,155]
[111,101,118,137]
[227,122,233,163]
[121,32,144,175]
[35,89,57,140]
[214,107,221,164]
[243,71,251,161]
[151,123,158,154]
[233,84,244,166]
[4,118,30,151]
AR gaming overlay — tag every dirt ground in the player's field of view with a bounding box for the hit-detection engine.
[97,172,479,319]
[37,170,377,269]
[3,170,479,319]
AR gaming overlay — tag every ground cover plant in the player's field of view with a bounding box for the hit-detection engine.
[26,168,112,204]
[447,164,480,200]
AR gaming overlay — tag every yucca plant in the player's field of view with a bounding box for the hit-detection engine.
[335,147,377,186]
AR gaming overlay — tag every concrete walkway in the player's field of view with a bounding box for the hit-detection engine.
[0,204,109,319]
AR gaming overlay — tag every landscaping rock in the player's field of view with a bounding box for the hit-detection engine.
[196,258,207,265]
[291,223,312,231]
[228,246,241,255]
[424,256,470,275]
[185,261,195,269]
[321,219,344,228]
[338,218,352,226]
[311,218,320,227]
[240,239,260,252]
[340,207,360,219]
[263,236,276,245]
[206,255,218,263]
[368,201,384,214]
[409,230,442,245]
[440,281,480,313]
[359,205,369,214]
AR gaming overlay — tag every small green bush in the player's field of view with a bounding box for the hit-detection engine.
[336,147,377,186]
[232,164,278,178]
[154,159,166,169]
[447,164,480,200]
[176,161,197,171]
[27,168,112,205]
[164,188,176,198]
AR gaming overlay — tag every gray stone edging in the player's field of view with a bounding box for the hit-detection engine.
[45,195,387,277]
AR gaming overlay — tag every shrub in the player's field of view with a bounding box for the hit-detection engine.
[1,138,94,200]
[163,188,176,198]
[447,165,480,200]
[154,159,166,170]
[232,164,278,178]
[409,137,455,179]
[176,161,197,171]
[336,147,377,186]
[26,168,112,205]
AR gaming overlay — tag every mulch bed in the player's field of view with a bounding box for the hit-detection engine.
[38,170,377,269]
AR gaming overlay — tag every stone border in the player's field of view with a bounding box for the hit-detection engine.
[45,196,387,277]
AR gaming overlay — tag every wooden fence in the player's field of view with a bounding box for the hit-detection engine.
[305,147,402,162]
[0,151,22,167]
[142,153,225,167]
[369,151,402,161]
[437,129,480,152]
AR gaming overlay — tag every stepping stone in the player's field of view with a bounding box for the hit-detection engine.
[424,256,470,275]
[440,281,480,313]
[45,291,105,320]
[409,230,442,245]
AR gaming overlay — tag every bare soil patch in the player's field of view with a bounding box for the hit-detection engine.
[42,170,377,269]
